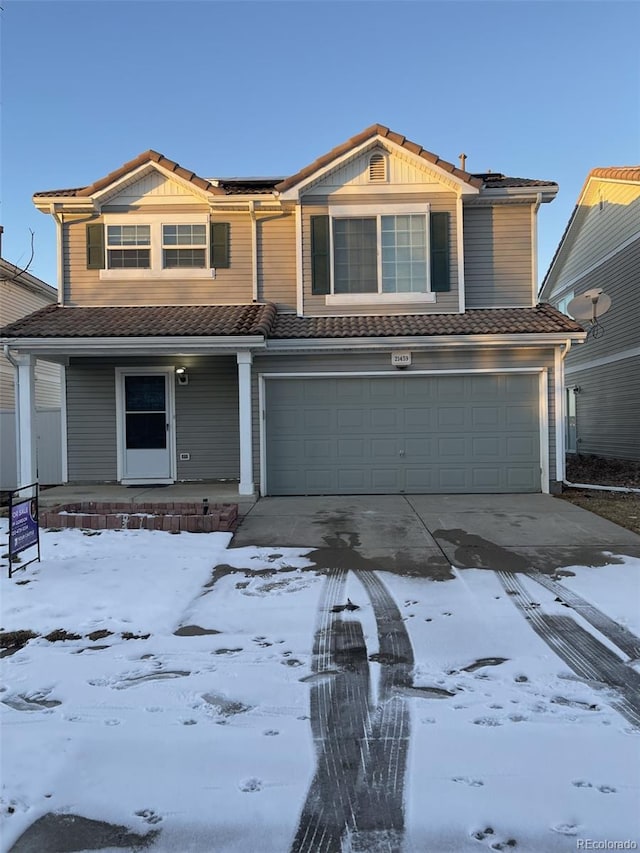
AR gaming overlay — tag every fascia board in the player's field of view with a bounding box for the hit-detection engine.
[279,136,480,202]
[1,336,267,356]
[264,332,586,352]
[478,186,558,202]
[33,197,96,214]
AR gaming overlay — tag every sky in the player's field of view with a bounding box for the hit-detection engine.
[1,0,639,289]
[2,519,640,850]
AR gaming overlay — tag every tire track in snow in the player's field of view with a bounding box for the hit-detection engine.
[497,571,640,728]
[530,571,640,660]
[291,570,415,853]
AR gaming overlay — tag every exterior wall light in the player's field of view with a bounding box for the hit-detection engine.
[176,367,189,385]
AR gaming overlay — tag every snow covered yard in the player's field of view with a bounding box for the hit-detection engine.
[1,520,639,852]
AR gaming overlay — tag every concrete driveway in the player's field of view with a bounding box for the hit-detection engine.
[232,493,640,575]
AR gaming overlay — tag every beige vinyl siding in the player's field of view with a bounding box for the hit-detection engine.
[555,183,640,286]
[65,214,254,306]
[258,212,296,311]
[569,359,640,460]
[1,277,61,409]
[66,356,240,482]
[301,194,459,316]
[252,346,558,490]
[463,204,534,307]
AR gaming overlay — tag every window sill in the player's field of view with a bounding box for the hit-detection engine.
[325,292,436,306]
[99,268,216,281]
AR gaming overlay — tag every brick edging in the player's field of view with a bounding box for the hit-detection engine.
[39,502,238,533]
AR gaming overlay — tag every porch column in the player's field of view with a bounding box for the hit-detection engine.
[236,351,254,496]
[14,353,37,488]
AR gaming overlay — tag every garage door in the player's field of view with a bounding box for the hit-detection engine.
[264,374,541,495]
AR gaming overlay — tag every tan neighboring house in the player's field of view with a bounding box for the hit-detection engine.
[1,125,585,496]
[0,230,63,489]
[540,167,640,462]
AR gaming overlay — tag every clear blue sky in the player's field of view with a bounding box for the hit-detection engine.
[1,0,639,289]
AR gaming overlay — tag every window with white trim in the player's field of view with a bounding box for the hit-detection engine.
[107,225,151,269]
[89,217,230,276]
[310,204,449,301]
[162,224,207,269]
[333,214,428,294]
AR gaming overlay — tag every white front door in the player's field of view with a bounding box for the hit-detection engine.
[117,370,174,483]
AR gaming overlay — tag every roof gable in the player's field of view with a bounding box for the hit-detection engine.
[541,167,640,296]
[275,124,483,198]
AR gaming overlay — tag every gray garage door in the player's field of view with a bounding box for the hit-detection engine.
[265,374,540,495]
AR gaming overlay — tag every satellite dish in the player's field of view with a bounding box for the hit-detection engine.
[566,289,612,339]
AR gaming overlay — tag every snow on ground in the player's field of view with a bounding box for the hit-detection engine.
[1,520,639,852]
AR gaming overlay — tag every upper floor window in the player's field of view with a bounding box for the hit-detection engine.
[87,219,230,275]
[333,215,427,295]
[107,225,151,269]
[162,224,207,269]
[311,205,450,303]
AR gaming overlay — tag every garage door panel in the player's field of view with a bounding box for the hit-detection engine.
[303,439,332,460]
[371,438,400,457]
[370,408,398,428]
[337,409,365,429]
[472,436,501,456]
[438,467,468,488]
[337,438,366,458]
[438,407,466,428]
[507,436,536,456]
[371,468,401,489]
[438,437,467,456]
[506,405,538,427]
[265,375,540,495]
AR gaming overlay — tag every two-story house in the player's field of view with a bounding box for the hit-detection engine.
[1,125,584,496]
[1,228,62,490]
[540,167,640,462]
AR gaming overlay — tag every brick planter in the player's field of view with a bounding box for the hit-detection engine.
[39,502,238,533]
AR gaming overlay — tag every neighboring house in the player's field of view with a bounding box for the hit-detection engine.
[0,232,63,489]
[0,124,584,496]
[540,167,640,462]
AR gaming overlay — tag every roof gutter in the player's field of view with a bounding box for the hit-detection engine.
[265,332,587,353]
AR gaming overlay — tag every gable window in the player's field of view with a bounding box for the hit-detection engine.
[311,204,449,302]
[107,225,150,269]
[162,224,207,268]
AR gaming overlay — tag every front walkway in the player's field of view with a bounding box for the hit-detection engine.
[38,482,257,516]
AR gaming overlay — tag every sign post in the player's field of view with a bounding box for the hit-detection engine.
[8,482,40,578]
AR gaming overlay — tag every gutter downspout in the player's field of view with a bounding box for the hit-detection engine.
[532,192,542,303]
[50,205,64,304]
[249,201,258,302]
[558,339,640,493]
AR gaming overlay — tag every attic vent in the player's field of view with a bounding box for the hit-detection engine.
[369,153,387,183]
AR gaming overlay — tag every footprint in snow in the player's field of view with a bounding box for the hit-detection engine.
[551,823,578,836]
[239,778,262,793]
[135,809,163,825]
[452,776,484,787]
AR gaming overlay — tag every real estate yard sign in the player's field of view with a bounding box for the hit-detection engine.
[8,483,40,578]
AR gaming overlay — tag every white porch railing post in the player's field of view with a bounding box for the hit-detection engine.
[15,353,37,487]
[236,351,254,496]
